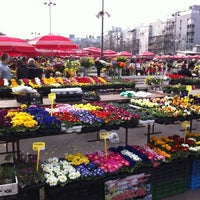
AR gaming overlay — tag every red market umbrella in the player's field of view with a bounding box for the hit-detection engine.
[104,49,116,54]
[75,49,88,57]
[36,49,77,56]
[29,34,78,51]
[0,36,36,54]
[138,51,155,57]
[83,47,101,54]
[117,51,132,57]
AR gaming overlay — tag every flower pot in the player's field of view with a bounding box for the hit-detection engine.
[0,176,18,197]
[80,126,100,133]
[162,80,170,85]
[102,124,120,131]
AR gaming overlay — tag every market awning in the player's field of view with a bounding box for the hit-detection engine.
[0,36,36,54]
[29,34,78,51]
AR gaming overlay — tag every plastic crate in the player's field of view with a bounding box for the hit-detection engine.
[16,93,43,105]
[188,159,200,190]
[152,178,186,200]
[45,179,104,200]
[55,93,82,103]
[152,159,188,200]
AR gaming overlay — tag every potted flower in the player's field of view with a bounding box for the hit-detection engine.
[162,76,170,85]
[0,163,18,197]
[25,107,61,133]
[65,60,80,77]
[41,157,81,187]
[80,57,95,76]
[15,154,44,200]
[54,111,82,133]
[6,111,38,133]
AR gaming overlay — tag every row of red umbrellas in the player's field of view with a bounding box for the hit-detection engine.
[0,35,133,58]
[0,34,78,56]
[1,35,200,59]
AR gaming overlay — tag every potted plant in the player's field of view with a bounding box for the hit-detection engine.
[0,163,18,197]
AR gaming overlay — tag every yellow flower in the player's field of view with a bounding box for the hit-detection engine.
[21,104,27,110]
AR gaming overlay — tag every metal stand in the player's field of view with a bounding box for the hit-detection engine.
[180,119,195,133]
[125,128,128,146]
[145,123,161,142]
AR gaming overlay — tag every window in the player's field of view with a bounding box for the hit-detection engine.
[187,18,195,25]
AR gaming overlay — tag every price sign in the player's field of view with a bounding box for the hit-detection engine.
[182,121,190,129]
[182,121,190,143]
[99,132,110,158]
[33,142,46,171]
[99,132,110,140]
[186,85,192,96]
[48,93,56,101]
[48,93,56,116]
[33,142,45,151]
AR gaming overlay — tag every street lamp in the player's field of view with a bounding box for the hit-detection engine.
[31,32,40,37]
[96,0,110,59]
[44,0,56,34]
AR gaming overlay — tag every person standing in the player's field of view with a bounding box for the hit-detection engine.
[188,59,196,70]
[16,59,29,79]
[0,53,12,80]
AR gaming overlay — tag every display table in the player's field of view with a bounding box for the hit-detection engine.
[0,94,130,108]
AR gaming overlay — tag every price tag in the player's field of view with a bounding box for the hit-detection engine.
[186,85,192,96]
[32,142,46,171]
[33,142,45,151]
[48,93,56,116]
[182,121,190,143]
[99,132,110,140]
[182,121,190,129]
[99,132,110,158]
[48,93,56,101]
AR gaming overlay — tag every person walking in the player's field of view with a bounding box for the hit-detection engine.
[0,53,12,80]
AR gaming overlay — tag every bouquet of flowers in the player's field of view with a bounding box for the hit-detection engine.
[80,57,94,68]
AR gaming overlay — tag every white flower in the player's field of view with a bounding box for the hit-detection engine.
[58,175,67,183]
[42,164,54,174]
[44,173,53,179]
[181,144,189,148]
[187,138,196,142]
[121,150,141,161]
[35,78,41,85]
[46,176,58,186]
[189,147,198,152]
[68,171,80,180]
[47,157,59,164]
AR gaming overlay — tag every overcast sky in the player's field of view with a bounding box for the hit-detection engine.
[0,0,200,39]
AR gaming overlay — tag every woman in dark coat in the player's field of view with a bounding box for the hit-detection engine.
[16,59,29,79]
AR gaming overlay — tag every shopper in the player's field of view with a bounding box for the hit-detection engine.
[178,60,192,77]
[0,53,12,80]
[28,58,42,79]
[16,59,29,79]
[188,59,196,70]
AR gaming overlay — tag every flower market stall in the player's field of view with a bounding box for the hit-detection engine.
[0,89,200,200]
[1,56,200,199]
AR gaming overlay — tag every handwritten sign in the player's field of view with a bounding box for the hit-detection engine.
[48,93,56,116]
[32,142,46,171]
[182,121,190,143]
[99,132,110,158]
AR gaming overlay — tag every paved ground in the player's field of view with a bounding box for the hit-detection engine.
[0,120,199,199]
